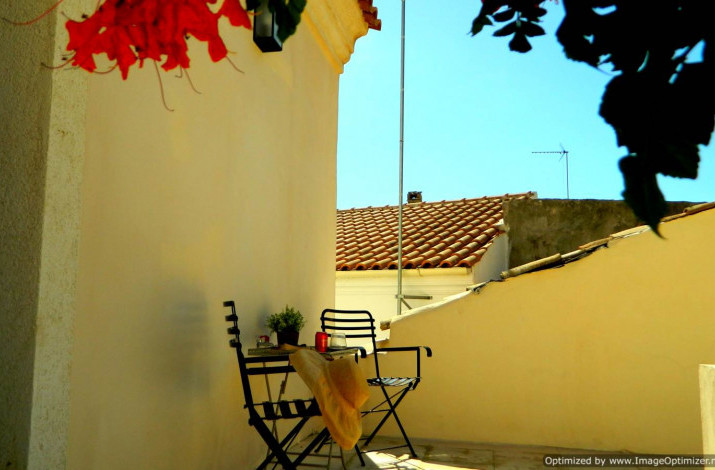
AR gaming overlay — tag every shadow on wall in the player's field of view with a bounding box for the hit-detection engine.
[143,280,211,395]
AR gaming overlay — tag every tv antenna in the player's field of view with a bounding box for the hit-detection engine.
[532,144,570,199]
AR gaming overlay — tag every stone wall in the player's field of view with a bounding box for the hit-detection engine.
[504,199,694,268]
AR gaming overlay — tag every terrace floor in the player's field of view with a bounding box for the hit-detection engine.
[295,436,654,470]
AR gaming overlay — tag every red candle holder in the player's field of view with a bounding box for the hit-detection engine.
[315,332,328,352]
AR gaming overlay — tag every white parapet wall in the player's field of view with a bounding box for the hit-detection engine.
[336,267,473,340]
[335,233,510,340]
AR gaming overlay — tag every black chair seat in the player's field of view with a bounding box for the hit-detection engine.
[252,399,321,421]
[367,377,417,388]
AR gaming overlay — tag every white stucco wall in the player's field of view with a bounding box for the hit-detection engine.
[335,234,510,340]
[471,232,509,283]
[336,267,472,340]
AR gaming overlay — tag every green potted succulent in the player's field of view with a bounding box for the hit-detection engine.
[266,305,306,346]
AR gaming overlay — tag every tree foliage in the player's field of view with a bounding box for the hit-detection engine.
[472,0,715,233]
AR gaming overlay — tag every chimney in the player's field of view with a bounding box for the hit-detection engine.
[407,191,422,204]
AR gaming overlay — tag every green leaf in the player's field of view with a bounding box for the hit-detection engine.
[492,8,515,22]
[522,6,548,22]
[471,14,493,36]
[493,21,517,37]
[509,31,532,53]
[521,22,545,38]
[533,7,548,17]
[619,156,666,235]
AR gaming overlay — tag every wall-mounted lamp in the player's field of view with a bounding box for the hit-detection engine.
[251,0,282,52]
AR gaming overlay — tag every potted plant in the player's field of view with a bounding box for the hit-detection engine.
[266,305,305,346]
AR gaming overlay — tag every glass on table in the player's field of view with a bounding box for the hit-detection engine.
[330,333,347,350]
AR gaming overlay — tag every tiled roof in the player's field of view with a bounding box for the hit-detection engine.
[358,0,381,30]
[336,192,537,271]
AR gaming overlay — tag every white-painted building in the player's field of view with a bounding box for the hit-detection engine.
[335,192,536,339]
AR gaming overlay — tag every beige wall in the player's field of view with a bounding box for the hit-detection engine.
[69,17,346,470]
[381,208,715,454]
[2,1,367,469]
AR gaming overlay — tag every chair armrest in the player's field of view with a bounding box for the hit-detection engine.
[374,346,432,385]
[375,346,432,357]
[353,346,368,363]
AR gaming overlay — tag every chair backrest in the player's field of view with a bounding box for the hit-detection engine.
[223,301,294,415]
[320,308,382,377]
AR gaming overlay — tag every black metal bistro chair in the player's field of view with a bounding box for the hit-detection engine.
[224,301,336,469]
[320,308,432,462]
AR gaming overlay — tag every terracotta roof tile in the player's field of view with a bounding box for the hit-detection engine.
[358,0,381,30]
[371,258,392,269]
[336,192,536,271]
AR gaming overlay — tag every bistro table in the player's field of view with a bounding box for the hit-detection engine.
[246,345,363,464]
[248,345,361,359]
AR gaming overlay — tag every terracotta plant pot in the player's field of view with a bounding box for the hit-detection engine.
[277,330,299,346]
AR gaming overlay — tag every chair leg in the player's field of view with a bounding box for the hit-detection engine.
[293,428,331,467]
[253,418,296,470]
[313,428,333,454]
[362,387,416,457]
[326,439,333,470]
[354,443,366,467]
[256,414,314,470]
[383,392,417,458]
[362,387,405,446]
[257,423,332,470]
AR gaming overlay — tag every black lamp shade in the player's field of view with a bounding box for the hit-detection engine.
[253,0,282,52]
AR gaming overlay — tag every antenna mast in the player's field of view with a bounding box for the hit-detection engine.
[532,146,570,199]
[396,0,406,316]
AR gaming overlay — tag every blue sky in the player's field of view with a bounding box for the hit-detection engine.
[336,0,715,209]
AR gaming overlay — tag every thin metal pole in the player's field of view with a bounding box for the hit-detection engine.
[565,152,570,199]
[396,0,406,316]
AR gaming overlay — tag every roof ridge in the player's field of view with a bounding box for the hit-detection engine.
[337,191,536,213]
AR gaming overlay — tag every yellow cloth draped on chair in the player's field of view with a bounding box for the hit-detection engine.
[290,349,369,449]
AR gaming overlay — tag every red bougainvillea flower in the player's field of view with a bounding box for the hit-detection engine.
[217,0,251,28]
[64,0,251,79]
